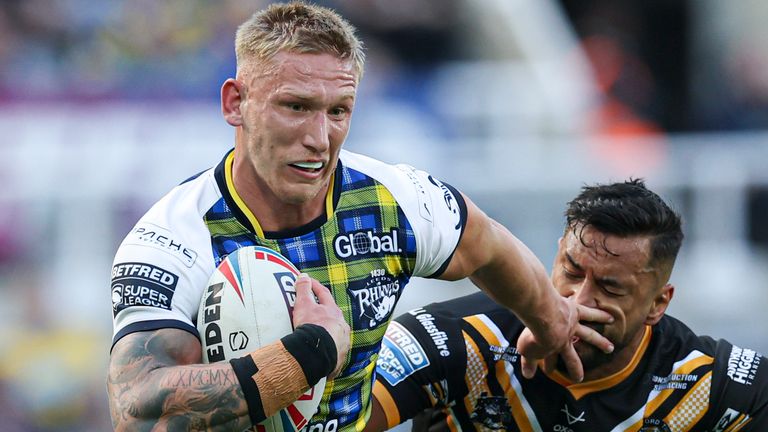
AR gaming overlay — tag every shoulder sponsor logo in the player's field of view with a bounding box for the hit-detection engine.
[398,165,434,223]
[377,321,429,386]
[714,408,751,432]
[111,262,179,316]
[428,175,461,230]
[349,269,400,329]
[726,345,761,385]
[409,308,450,356]
[126,223,198,267]
[334,229,402,259]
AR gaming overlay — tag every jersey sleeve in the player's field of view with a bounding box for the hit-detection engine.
[338,151,469,278]
[110,219,211,349]
[707,339,768,431]
[391,164,467,278]
[373,303,468,429]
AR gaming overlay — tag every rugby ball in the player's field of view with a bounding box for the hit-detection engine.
[197,245,325,432]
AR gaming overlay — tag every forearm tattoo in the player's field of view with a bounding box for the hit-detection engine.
[108,328,252,431]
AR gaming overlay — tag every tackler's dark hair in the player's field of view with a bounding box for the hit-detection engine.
[565,178,683,266]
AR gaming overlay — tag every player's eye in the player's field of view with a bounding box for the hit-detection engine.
[329,106,348,118]
[601,285,626,297]
[563,268,582,280]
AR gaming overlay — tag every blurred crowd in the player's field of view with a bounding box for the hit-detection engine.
[0,0,256,101]
[1,0,767,130]
[0,0,466,102]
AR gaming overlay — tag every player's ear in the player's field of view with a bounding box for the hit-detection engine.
[645,283,674,325]
[221,78,244,127]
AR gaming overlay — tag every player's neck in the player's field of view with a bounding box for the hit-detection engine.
[242,183,327,233]
[232,165,328,234]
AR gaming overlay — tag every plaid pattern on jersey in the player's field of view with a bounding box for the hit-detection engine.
[204,159,418,432]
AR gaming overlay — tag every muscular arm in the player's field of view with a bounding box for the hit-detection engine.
[439,195,564,341]
[107,328,251,431]
[439,195,612,380]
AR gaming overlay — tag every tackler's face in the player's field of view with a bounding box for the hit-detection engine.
[228,51,358,206]
[551,224,672,373]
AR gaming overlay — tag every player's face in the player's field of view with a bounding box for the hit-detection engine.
[551,225,671,374]
[229,51,357,206]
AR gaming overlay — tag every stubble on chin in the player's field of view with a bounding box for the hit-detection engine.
[573,342,615,372]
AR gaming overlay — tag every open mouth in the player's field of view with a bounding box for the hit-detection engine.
[289,161,324,173]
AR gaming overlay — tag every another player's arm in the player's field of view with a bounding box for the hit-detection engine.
[108,328,251,431]
[439,194,613,380]
[438,195,556,317]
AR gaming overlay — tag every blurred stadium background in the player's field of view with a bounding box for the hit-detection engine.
[0,0,767,430]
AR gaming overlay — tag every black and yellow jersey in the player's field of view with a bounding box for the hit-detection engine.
[373,292,768,431]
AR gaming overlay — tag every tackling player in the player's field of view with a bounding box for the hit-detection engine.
[367,179,768,432]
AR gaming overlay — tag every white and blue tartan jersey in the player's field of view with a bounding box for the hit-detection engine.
[110,147,468,432]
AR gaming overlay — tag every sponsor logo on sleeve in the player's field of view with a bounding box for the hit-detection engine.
[111,262,179,316]
[377,321,429,386]
[726,345,761,385]
[409,308,450,356]
[398,165,434,223]
[125,223,198,267]
[427,175,461,230]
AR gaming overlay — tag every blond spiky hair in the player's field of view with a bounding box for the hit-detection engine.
[235,1,365,79]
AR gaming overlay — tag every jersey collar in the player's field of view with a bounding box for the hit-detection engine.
[546,325,653,400]
[214,148,340,239]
